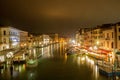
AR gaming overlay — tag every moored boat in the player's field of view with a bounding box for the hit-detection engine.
[66,47,80,55]
[98,61,120,77]
[26,59,38,68]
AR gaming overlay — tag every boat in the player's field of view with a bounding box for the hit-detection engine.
[99,64,113,77]
[26,53,38,68]
[66,47,80,55]
[97,61,120,77]
[26,59,38,68]
[26,48,38,68]
[96,60,113,66]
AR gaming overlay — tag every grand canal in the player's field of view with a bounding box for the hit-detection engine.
[0,43,110,80]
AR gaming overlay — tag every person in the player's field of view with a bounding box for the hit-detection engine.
[10,65,13,75]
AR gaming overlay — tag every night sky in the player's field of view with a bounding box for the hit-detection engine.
[0,0,120,37]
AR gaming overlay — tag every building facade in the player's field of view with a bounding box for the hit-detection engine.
[102,26,114,50]
[76,23,120,52]
[115,24,120,51]
[20,30,28,48]
[0,26,20,50]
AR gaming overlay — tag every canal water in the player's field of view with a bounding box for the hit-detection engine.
[0,43,110,80]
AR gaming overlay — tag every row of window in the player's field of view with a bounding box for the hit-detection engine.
[87,34,120,40]
[2,37,20,43]
[91,28,120,34]
[3,30,18,35]
[105,42,114,48]
[92,36,120,40]
[91,31,102,34]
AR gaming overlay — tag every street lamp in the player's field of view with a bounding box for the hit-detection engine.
[96,41,99,45]
[93,46,98,50]
[78,43,80,46]
[89,47,93,50]
[72,40,75,44]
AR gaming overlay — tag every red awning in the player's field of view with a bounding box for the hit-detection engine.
[97,49,111,54]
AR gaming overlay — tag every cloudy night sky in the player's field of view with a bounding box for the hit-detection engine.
[0,0,120,36]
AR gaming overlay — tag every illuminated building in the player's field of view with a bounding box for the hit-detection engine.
[102,24,114,50]
[0,26,20,50]
[75,31,80,45]
[27,34,34,48]
[114,23,120,51]
[91,27,103,48]
[85,29,92,47]
[77,28,91,47]
[101,23,120,51]
[54,33,59,42]
[77,28,84,46]
[27,34,51,48]
[77,23,120,51]
[20,30,28,48]
[48,33,59,43]
[76,23,120,63]
[42,34,50,45]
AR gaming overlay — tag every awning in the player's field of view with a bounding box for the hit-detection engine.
[97,49,111,54]
[83,46,111,55]
[83,46,90,50]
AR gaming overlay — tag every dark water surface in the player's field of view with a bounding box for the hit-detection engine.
[0,43,109,80]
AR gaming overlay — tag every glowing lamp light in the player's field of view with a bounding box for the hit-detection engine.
[78,43,80,46]
[94,46,98,50]
[12,42,18,46]
[6,52,13,58]
[72,40,75,44]
[39,42,41,44]
[89,47,93,50]
[96,41,99,45]
[23,54,25,60]
[81,57,85,61]
[24,43,26,46]
[6,45,9,49]
[0,56,5,62]
[27,59,36,65]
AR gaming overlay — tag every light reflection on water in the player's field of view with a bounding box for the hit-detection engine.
[71,55,99,78]
[0,43,110,80]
